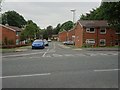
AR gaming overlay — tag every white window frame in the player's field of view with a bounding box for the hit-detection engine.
[86,39,95,45]
[99,39,106,46]
[16,39,19,45]
[16,31,19,36]
[86,28,95,33]
[100,28,106,34]
[115,39,120,46]
[115,30,120,34]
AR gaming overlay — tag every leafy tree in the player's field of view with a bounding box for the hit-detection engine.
[43,29,48,39]
[100,2,120,30]
[53,24,61,34]
[2,10,26,28]
[20,20,40,42]
[60,21,74,32]
[80,1,120,30]
[46,25,53,39]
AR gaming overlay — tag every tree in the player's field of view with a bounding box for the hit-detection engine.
[20,20,40,42]
[2,10,26,28]
[60,21,74,32]
[46,25,53,39]
[53,24,61,34]
[42,29,48,39]
[100,2,120,30]
[80,1,120,30]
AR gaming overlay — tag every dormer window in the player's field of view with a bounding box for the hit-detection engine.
[86,28,95,33]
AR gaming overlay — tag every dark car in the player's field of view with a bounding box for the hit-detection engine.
[32,40,45,49]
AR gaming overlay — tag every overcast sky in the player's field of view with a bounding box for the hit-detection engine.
[1,0,101,29]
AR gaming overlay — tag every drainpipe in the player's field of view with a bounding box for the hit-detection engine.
[97,28,99,47]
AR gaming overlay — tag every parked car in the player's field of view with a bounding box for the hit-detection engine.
[32,40,45,49]
[43,39,49,46]
[48,39,52,42]
[63,41,74,45]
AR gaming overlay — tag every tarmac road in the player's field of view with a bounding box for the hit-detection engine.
[2,41,119,88]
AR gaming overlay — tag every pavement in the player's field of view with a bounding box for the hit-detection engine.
[2,41,119,88]
[1,46,31,53]
[85,47,119,51]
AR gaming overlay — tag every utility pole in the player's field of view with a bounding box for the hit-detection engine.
[70,9,76,23]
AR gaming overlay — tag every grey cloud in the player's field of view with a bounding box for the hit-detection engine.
[2,2,101,28]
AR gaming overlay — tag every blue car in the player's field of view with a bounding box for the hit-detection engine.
[32,40,45,49]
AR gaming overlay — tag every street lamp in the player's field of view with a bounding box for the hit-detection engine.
[70,9,76,23]
[5,13,8,25]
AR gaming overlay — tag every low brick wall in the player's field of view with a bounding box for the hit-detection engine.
[1,44,30,49]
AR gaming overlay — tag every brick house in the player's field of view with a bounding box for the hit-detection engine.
[0,25,23,47]
[51,35,58,41]
[58,29,75,42]
[58,31,67,42]
[68,29,75,41]
[58,20,120,47]
[74,20,120,47]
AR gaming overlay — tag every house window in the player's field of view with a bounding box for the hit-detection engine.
[100,28,106,34]
[100,39,106,46]
[16,39,19,45]
[86,39,95,45]
[86,28,95,33]
[16,32,19,36]
[115,40,120,46]
[115,30,120,34]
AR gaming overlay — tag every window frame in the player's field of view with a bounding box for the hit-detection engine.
[86,39,95,45]
[115,30,120,34]
[100,28,106,34]
[16,31,19,36]
[99,39,106,46]
[86,28,95,33]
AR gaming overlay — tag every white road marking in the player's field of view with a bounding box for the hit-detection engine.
[73,49,82,50]
[94,69,120,72]
[45,55,51,57]
[3,52,45,58]
[53,42,56,50]
[53,54,63,57]
[58,44,70,48]
[64,54,74,57]
[75,54,86,56]
[1,73,51,79]
[49,49,56,52]
[42,49,49,57]
[86,53,97,56]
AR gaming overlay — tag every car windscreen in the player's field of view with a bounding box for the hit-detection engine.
[34,41,43,44]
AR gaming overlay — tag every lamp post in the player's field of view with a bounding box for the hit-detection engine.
[70,9,76,23]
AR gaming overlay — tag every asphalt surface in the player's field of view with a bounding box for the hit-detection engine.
[2,41,119,88]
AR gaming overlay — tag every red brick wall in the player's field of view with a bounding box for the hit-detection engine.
[58,21,120,47]
[83,27,119,47]
[0,26,2,43]
[68,29,75,41]
[58,31,67,42]
[0,26,16,45]
[83,27,98,47]
[74,22,83,47]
